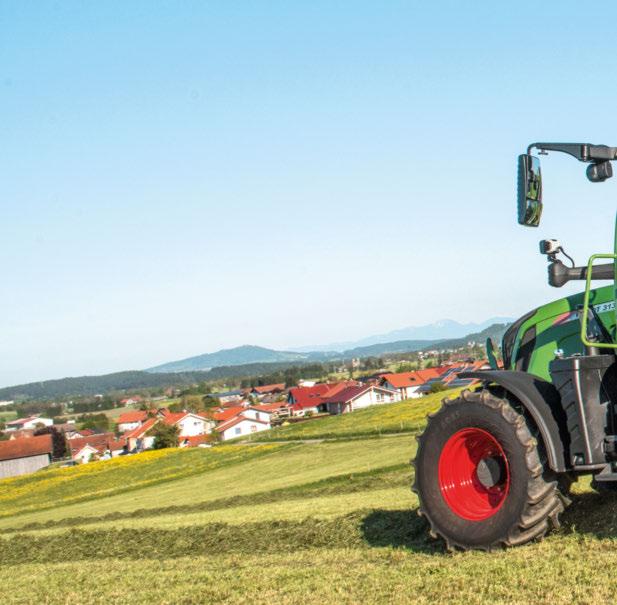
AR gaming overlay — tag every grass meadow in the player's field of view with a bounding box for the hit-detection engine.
[1,387,617,604]
[0,410,17,422]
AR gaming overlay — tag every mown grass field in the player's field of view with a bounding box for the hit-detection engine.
[1,387,616,604]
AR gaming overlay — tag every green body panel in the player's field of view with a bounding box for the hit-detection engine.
[504,213,617,383]
[504,285,615,382]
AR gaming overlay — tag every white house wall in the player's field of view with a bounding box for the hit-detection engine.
[177,416,213,437]
[221,420,270,441]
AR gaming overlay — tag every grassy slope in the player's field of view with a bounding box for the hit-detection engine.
[245,388,464,441]
[0,387,614,604]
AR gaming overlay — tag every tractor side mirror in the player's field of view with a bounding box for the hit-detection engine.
[517,154,543,227]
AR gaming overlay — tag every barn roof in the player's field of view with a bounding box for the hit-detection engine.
[0,434,53,462]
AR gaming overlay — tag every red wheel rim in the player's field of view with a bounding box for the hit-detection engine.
[438,427,510,521]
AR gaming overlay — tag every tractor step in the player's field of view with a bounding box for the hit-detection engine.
[592,464,617,482]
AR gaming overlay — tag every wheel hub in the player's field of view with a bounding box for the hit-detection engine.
[437,427,510,521]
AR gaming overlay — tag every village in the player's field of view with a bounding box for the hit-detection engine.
[0,359,489,479]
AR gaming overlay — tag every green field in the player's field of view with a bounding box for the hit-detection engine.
[0,410,17,422]
[0,388,615,604]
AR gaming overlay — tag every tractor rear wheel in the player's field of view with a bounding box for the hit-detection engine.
[413,389,568,550]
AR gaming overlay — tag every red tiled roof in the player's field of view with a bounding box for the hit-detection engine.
[160,411,187,425]
[0,434,53,461]
[288,384,330,409]
[321,381,359,398]
[68,433,120,456]
[124,418,158,440]
[381,369,444,389]
[321,385,371,405]
[117,411,149,425]
[288,382,363,410]
[213,406,245,422]
[252,383,286,394]
[181,434,210,447]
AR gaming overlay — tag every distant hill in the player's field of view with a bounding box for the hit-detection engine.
[0,323,511,401]
[337,323,509,359]
[418,323,509,352]
[147,345,334,373]
[292,317,513,352]
[148,318,513,373]
[0,362,319,401]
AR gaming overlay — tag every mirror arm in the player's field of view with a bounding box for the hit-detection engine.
[528,142,617,162]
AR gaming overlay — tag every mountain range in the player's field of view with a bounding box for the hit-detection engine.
[290,317,513,352]
[147,318,512,373]
[0,319,511,401]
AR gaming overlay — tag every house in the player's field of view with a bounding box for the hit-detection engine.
[0,434,53,478]
[287,384,331,416]
[120,396,142,407]
[124,418,158,452]
[68,432,126,461]
[4,416,54,432]
[251,383,286,398]
[211,390,244,404]
[117,410,150,432]
[380,368,446,399]
[321,385,400,415]
[287,382,360,416]
[216,415,270,441]
[244,402,291,423]
[72,444,100,464]
[159,410,215,437]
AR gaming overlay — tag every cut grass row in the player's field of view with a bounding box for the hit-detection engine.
[0,436,415,530]
[2,488,617,604]
[243,388,462,442]
[3,464,410,534]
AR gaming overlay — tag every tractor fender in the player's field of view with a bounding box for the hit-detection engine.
[460,370,569,472]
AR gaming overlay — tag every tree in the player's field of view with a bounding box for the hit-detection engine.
[34,426,67,459]
[429,381,447,394]
[78,413,111,432]
[149,423,179,449]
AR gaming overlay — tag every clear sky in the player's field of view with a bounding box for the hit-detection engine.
[3,1,617,387]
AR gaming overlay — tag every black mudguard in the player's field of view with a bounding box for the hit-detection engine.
[460,370,570,472]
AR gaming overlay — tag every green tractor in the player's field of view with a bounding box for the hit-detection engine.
[414,142,617,550]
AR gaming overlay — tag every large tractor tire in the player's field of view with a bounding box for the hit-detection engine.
[413,389,568,550]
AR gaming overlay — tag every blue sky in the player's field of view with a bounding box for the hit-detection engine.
[3,1,617,386]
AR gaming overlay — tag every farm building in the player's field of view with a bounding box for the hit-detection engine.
[0,434,53,478]
[4,415,54,432]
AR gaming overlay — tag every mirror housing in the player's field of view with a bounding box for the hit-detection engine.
[517,154,543,227]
